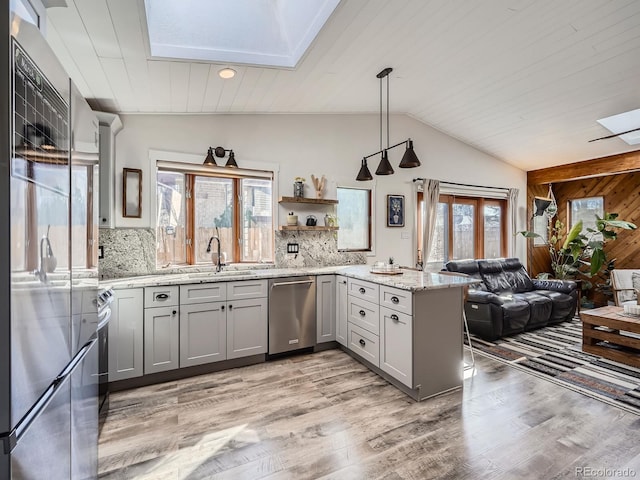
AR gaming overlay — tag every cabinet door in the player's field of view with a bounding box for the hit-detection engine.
[336,276,348,346]
[144,306,179,374]
[316,275,336,343]
[180,302,227,367]
[108,288,144,381]
[379,306,413,388]
[227,298,268,359]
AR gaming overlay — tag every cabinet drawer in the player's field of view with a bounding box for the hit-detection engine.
[227,279,268,299]
[180,283,227,305]
[144,285,179,308]
[348,323,379,368]
[347,278,379,303]
[380,286,412,315]
[347,296,379,335]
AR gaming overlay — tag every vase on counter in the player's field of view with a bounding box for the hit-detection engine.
[293,181,304,198]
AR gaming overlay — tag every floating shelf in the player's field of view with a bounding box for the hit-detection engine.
[278,225,339,231]
[278,196,338,205]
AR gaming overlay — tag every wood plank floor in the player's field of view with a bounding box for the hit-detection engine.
[99,349,640,479]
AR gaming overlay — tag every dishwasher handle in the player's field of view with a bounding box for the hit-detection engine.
[271,280,314,288]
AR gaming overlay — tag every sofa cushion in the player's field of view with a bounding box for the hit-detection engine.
[535,290,576,323]
[512,292,552,329]
[478,258,533,294]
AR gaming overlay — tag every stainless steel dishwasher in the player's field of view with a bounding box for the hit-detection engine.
[268,276,316,354]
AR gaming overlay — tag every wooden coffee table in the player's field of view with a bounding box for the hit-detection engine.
[581,305,640,368]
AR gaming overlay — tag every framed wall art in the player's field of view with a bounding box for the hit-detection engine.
[387,194,404,227]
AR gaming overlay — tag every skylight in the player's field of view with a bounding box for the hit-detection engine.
[144,0,340,68]
[597,108,640,145]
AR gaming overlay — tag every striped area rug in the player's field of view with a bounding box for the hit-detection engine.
[466,319,640,415]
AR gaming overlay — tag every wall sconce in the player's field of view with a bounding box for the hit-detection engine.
[203,146,238,167]
[356,67,421,181]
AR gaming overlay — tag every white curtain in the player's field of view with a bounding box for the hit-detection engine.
[422,179,440,270]
[507,187,519,257]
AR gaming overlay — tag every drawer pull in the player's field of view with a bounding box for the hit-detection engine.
[359,287,366,294]
[172,310,177,315]
[155,293,169,300]
[221,305,225,311]
[229,304,233,310]
[359,338,366,347]
[391,296,399,304]
[391,314,399,321]
[359,310,366,316]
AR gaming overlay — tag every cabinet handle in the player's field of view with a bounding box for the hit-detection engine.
[359,310,366,316]
[221,305,225,311]
[359,287,366,294]
[342,280,347,284]
[229,304,233,310]
[391,296,399,304]
[359,339,366,347]
[391,314,399,321]
[172,310,177,315]
[155,293,169,300]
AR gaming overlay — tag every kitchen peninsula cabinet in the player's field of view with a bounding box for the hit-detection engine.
[108,288,143,381]
[339,268,473,401]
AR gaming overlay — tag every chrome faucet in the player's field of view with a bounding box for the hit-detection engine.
[206,227,224,272]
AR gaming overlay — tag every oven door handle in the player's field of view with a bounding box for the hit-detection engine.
[97,307,112,331]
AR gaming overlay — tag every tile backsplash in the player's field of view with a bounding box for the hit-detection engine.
[274,230,365,268]
[99,228,365,279]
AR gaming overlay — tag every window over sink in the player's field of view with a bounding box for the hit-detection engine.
[156,163,274,267]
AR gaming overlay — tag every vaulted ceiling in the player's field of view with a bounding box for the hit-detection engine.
[45,0,640,171]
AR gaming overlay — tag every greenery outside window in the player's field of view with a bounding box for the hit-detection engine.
[337,186,372,252]
[156,166,273,267]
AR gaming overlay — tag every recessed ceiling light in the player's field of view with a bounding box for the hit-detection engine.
[218,68,236,79]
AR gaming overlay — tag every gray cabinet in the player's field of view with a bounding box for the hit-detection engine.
[227,297,268,359]
[336,275,348,346]
[144,305,179,374]
[379,306,413,387]
[144,285,179,374]
[179,302,227,367]
[108,288,143,381]
[179,283,227,368]
[316,275,336,343]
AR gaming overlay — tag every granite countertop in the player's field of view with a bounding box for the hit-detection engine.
[104,265,478,292]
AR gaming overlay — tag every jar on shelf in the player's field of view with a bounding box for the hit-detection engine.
[293,181,304,198]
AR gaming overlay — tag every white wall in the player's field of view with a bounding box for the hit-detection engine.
[112,113,528,266]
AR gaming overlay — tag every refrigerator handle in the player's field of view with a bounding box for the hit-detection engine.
[2,339,96,454]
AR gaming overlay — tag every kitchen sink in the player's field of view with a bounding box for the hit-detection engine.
[186,270,256,279]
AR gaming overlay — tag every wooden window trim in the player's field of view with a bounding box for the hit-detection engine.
[436,194,507,262]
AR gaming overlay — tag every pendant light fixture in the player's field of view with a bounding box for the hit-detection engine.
[356,67,421,181]
[203,146,239,167]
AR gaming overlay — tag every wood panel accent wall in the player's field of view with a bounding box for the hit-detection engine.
[528,171,640,304]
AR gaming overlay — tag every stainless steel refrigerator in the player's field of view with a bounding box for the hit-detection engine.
[1,5,100,479]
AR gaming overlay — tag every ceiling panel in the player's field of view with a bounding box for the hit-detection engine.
[44,0,640,170]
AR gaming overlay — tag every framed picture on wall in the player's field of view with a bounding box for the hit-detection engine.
[387,194,405,227]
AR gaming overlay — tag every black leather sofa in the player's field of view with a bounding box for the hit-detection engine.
[444,258,578,341]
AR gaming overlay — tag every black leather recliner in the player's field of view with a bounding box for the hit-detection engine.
[444,258,578,341]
